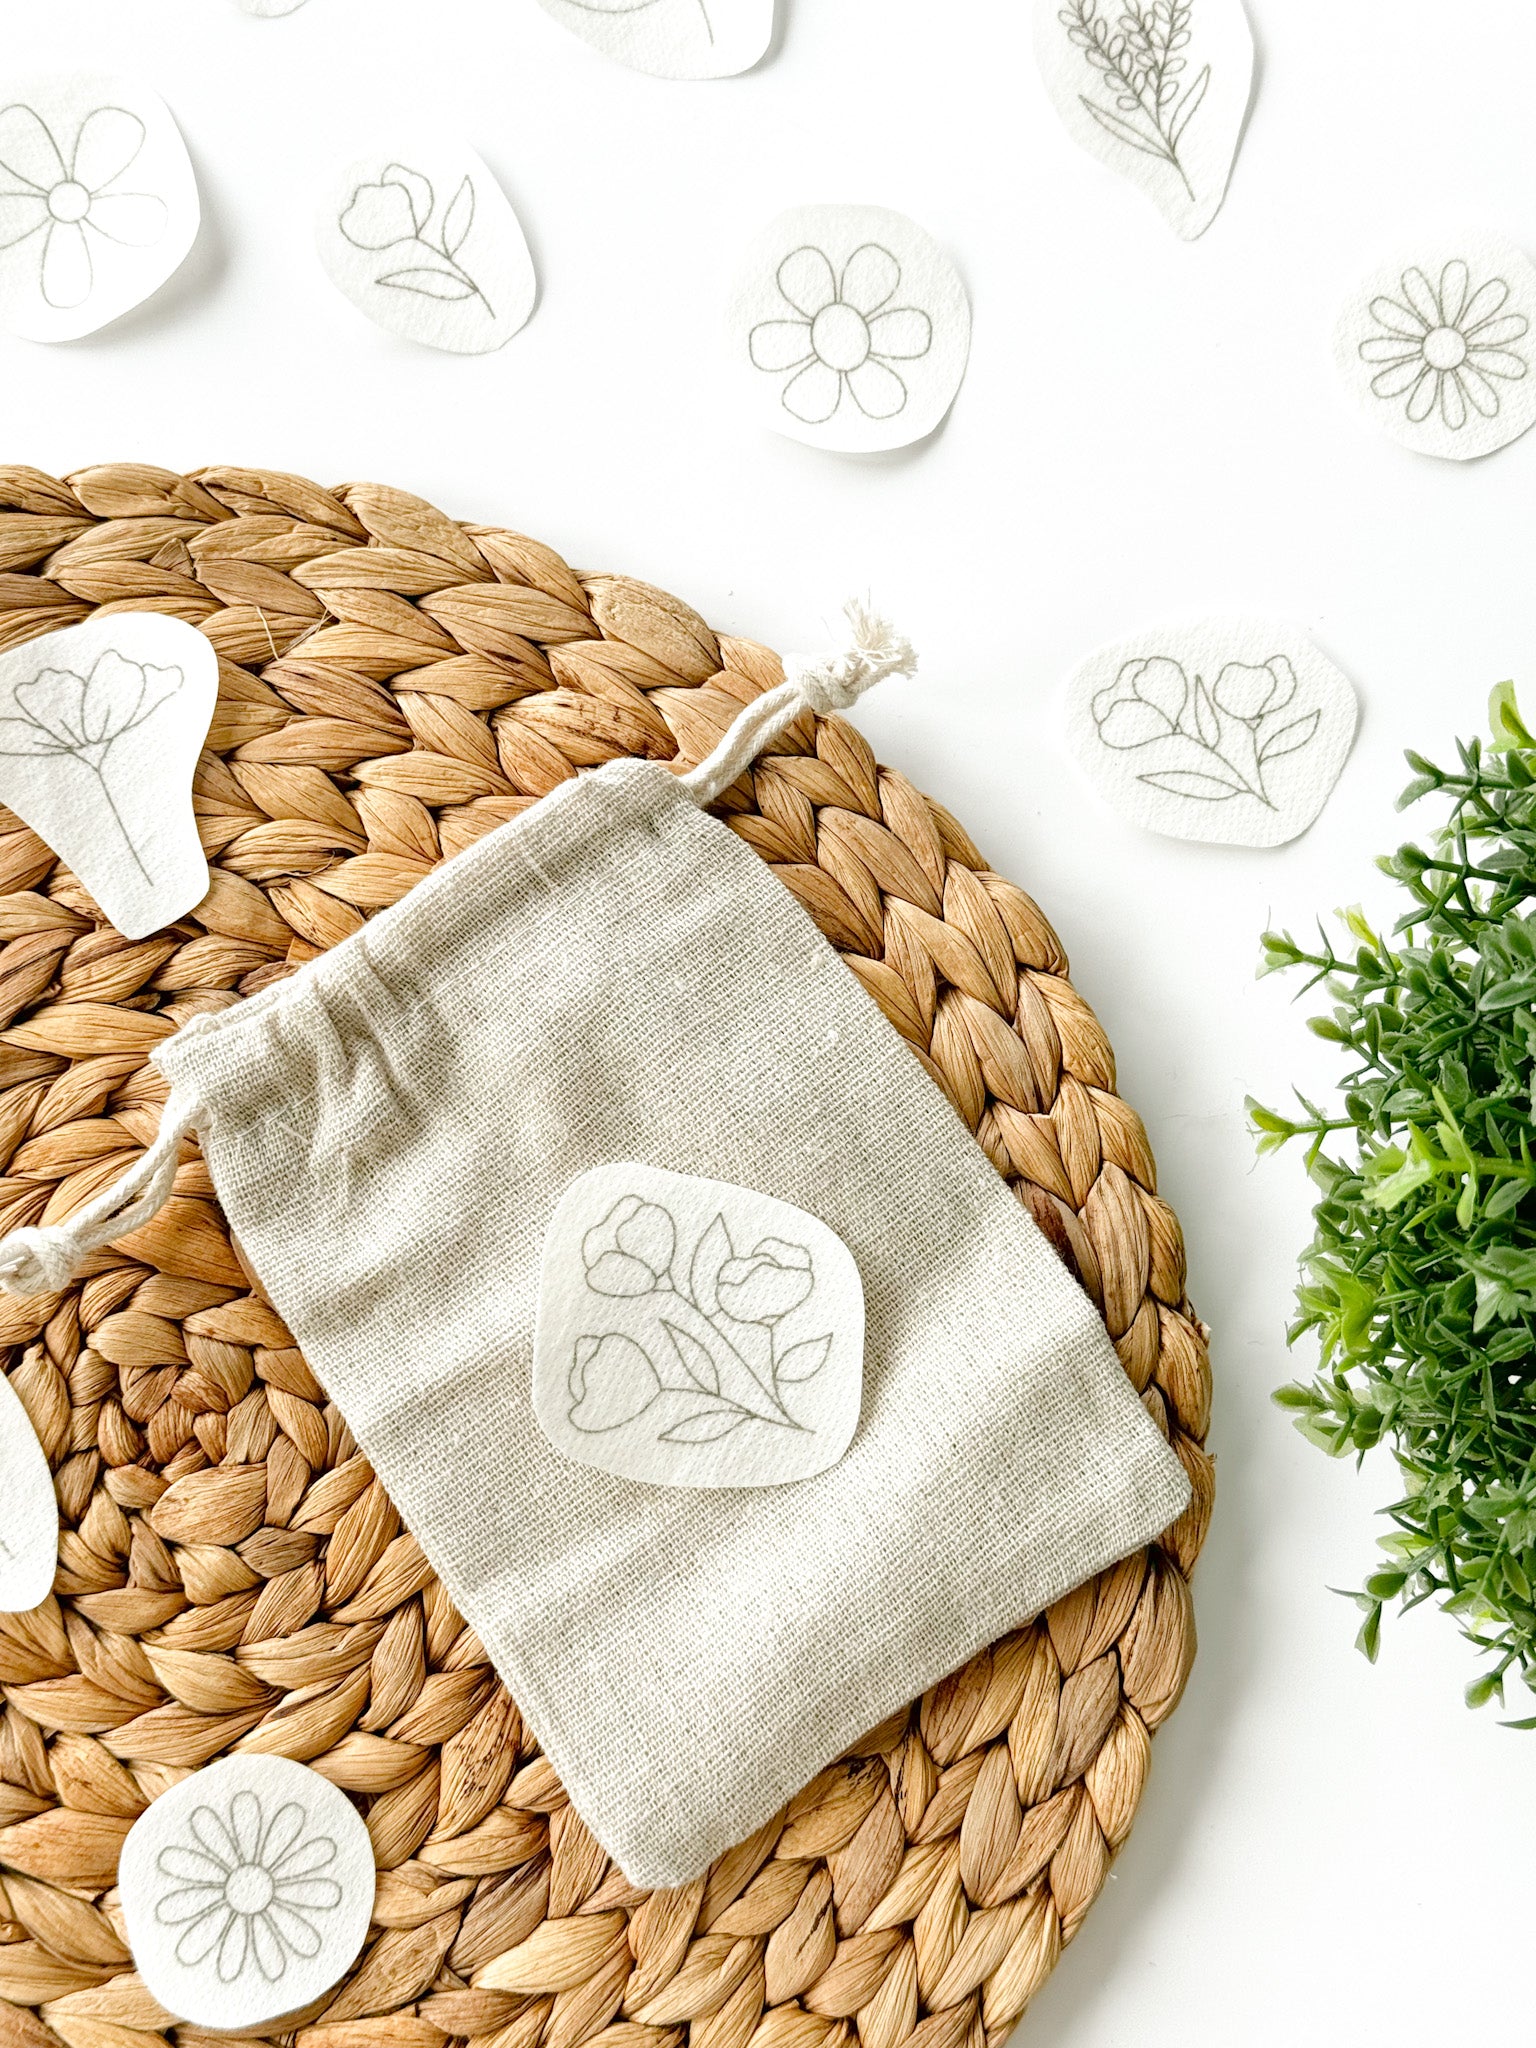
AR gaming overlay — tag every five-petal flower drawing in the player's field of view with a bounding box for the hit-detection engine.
[0,102,166,310]
[154,1789,343,1986]
[0,652,183,884]
[567,1196,833,1446]
[1359,258,1529,433]
[749,244,933,425]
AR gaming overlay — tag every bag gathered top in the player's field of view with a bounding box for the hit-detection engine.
[0,608,1189,1889]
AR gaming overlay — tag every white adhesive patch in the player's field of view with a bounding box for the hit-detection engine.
[1065,619,1359,848]
[0,74,199,341]
[727,205,971,453]
[1335,231,1536,462]
[1033,0,1254,240]
[317,140,536,354]
[120,1755,375,2028]
[538,0,774,79]
[0,1375,58,1614]
[0,614,217,940]
[534,1164,865,1489]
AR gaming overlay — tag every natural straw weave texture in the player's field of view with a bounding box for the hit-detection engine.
[0,465,1213,2048]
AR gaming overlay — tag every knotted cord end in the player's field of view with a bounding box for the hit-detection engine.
[787,601,919,716]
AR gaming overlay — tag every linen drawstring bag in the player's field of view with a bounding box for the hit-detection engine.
[0,610,1190,1890]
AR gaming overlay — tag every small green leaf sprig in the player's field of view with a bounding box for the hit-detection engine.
[1251,682,1536,1720]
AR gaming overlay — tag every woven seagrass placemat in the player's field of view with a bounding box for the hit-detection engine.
[0,464,1212,2048]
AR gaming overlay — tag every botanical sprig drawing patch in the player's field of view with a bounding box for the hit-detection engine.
[728,206,971,454]
[1065,621,1359,848]
[1336,232,1536,462]
[120,1755,375,2028]
[0,74,199,341]
[1033,0,1254,240]
[317,140,536,354]
[538,0,774,77]
[534,1164,864,1488]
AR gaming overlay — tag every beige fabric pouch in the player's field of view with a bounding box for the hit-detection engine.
[0,616,1189,1889]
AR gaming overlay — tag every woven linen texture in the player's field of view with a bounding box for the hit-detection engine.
[155,758,1190,1888]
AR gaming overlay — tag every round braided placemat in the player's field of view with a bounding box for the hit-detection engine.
[0,465,1212,2048]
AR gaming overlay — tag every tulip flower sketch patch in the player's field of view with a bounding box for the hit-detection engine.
[0,612,217,939]
[0,74,200,343]
[534,1164,865,1489]
[316,140,535,354]
[1064,620,1359,848]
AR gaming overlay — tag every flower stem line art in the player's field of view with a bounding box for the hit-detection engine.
[339,164,493,313]
[0,651,184,884]
[1057,0,1209,201]
[1092,654,1320,808]
[0,102,167,311]
[567,1196,834,1447]
[561,0,715,42]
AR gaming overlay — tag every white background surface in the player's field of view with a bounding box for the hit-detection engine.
[5,2,1535,2041]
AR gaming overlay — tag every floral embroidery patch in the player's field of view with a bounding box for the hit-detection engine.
[1064,620,1359,849]
[1336,233,1536,463]
[119,1755,375,2027]
[727,205,971,454]
[533,1164,865,1488]
[0,612,217,940]
[0,74,199,342]
[0,1374,57,1615]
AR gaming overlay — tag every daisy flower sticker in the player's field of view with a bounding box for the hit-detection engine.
[120,1756,375,2028]
[1337,233,1536,463]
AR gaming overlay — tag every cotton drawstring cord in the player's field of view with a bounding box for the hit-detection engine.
[0,1088,202,1300]
[679,602,918,809]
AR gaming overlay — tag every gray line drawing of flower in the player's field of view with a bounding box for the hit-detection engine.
[568,1199,833,1446]
[1359,258,1529,432]
[1057,0,1209,201]
[0,103,167,310]
[154,1789,342,1985]
[339,164,494,314]
[1092,654,1320,807]
[749,244,933,426]
[559,0,715,42]
[0,651,183,885]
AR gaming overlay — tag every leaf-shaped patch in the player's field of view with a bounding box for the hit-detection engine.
[442,175,475,257]
[777,1334,833,1384]
[377,267,477,300]
[660,1319,720,1397]
[1259,710,1321,764]
[660,1407,748,1445]
[690,1213,733,1317]
[1138,768,1246,801]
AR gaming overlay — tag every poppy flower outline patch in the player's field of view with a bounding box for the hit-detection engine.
[532,1163,865,1490]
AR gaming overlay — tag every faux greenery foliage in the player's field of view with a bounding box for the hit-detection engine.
[1252,684,1536,1720]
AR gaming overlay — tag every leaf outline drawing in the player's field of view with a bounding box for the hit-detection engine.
[566,1195,835,1448]
[1358,258,1530,434]
[749,243,933,426]
[338,163,494,314]
[0,651,184,884]
[559,0,716,42]
[153,1787,342,1985]
[1056,0,1209,201]
[0,102,168,310]
[1092,654,1319,808]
